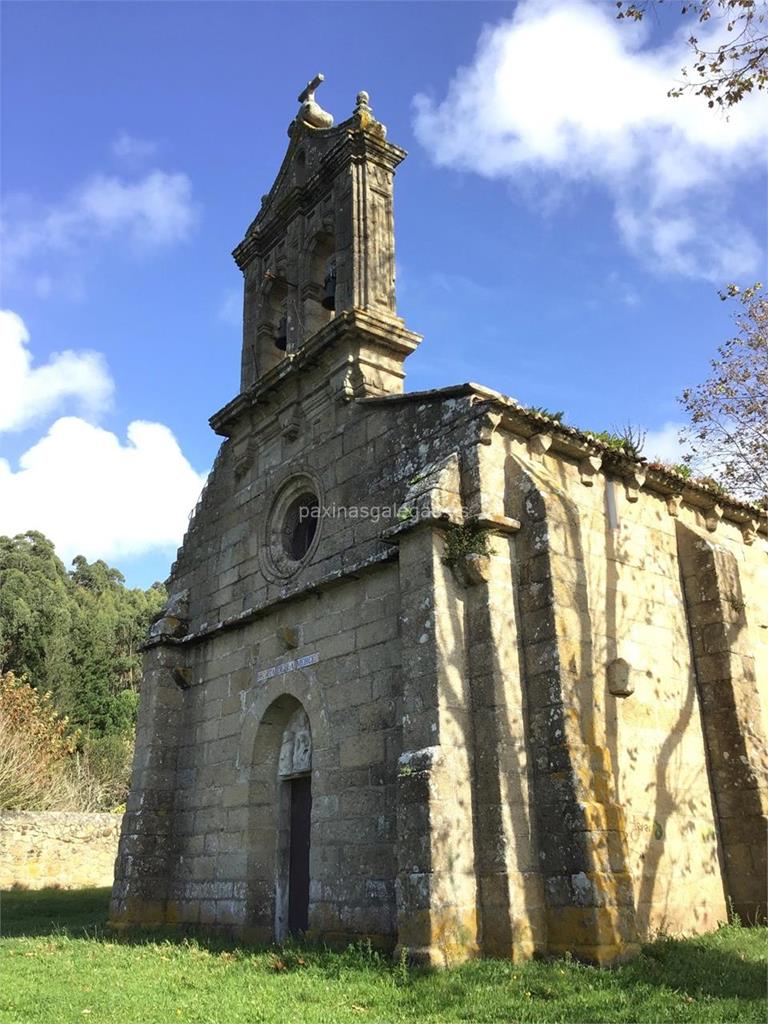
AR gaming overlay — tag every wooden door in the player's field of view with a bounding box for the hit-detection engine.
[288,775,311,935]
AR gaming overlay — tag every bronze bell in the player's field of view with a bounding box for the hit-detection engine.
[322,258,336,311]
[274,314,287,351]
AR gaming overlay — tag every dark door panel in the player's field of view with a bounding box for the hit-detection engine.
[288,775,311,935]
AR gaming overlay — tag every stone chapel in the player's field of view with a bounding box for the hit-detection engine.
[110,78,768,965]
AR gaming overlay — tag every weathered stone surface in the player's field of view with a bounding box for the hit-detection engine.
[110,82,768,963]
[0,812,120,890]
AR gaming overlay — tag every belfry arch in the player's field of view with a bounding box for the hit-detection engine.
[247,695,313,941]
[302,229,336,339]
[255,276,290,378]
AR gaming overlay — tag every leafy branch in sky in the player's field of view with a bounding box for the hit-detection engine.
[617,0,768,108]
[679,283,768,502]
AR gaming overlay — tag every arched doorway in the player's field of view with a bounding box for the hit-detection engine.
[278,707,313,936]
[247,696,313,941]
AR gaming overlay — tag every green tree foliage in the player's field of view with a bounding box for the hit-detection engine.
[0,532,166,738]
[0,532,74,701]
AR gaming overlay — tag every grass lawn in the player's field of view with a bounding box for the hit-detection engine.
[0,889,765,1023]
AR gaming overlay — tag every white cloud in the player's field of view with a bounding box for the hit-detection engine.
[0,310,205,562]
[0,309,114,433]
[112,132,159,162]
[413,0,767,281]
[1,168,198,293]
[218,288,242,327]
[0,417,205,562]
[644,421,686,464]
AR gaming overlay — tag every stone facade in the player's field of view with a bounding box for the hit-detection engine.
[110,81,768,965]
[1,812,120,890]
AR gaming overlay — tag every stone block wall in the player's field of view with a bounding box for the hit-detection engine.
[0,812,120,890]
[111,379,768,964]
[485,419,766,949]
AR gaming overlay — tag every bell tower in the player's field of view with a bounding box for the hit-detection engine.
[232,75,418,393]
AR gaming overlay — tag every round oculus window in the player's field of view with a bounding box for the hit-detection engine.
[282,492,319,561]
[262,474,323,581]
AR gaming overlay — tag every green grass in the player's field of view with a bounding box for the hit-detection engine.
[1,889,766,1023]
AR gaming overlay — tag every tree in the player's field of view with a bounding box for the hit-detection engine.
[0,532,75,703]
[679,283,768,502]
[617,0,768,108]
[65,554,165,735]
[0,532,166,736]
[0,670,80,810]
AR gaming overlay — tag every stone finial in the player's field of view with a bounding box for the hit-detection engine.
[297,73,334,129]
[352,88,385,135]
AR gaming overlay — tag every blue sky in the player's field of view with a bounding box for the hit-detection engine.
[2,0,766,588]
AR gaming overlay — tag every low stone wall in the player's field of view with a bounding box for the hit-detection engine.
[0,811,121,890]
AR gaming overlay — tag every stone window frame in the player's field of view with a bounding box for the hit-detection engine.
[262,471,323,581]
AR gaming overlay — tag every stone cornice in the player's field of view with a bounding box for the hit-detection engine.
[209,308,422,437]
[143,545,397,653]
[360,383,768,534]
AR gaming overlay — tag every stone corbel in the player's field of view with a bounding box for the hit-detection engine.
[172,666,192,690]
[454,552,492,586]
[666,493,683,518]
[279,625,301,650]
[331,365,355,403]
[234,439,256,479]
[579,454,602,486]
[528,432,553,459]
[279,403,303,441]
[149,589,190,640]
[300,280,324,306]
[741,517,759,545]
[607,657,634,698]
[477,410,502,446]
[705,503,723,533]
[625,466,647,503]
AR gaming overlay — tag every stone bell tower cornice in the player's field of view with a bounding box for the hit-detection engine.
[209,308,422,438]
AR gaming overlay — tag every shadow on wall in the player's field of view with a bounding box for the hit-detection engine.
[602,496,714,938]
[503,454,640,959]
